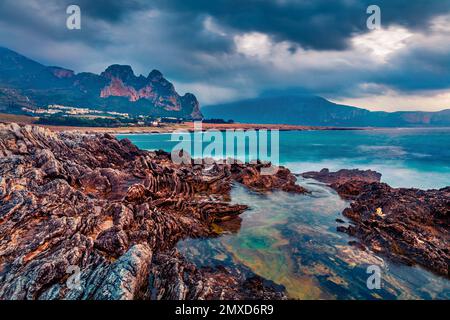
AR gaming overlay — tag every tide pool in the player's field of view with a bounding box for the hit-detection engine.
[117,128,450,299]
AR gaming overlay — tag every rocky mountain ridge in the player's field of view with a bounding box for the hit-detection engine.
[0,47,202,120]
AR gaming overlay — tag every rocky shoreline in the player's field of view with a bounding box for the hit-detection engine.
[0,113,366,135]
[0,123,302,300]
[0,124,448,300]
[303,168,449,278]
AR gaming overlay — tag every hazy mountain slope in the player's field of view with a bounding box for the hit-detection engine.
[202,95,450,127]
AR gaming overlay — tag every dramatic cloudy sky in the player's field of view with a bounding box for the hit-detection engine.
[0,0,450,111]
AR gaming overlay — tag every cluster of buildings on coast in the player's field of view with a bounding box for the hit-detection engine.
[20,104,188,127]
[22,105,130,118]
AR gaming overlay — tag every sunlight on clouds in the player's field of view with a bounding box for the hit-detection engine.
[203,16,227,37]
[430,14,450,33]
[1,0,449,113]
[201,18,450,111]
[351,26,414,63]
[233,31,369,72]
[234,27,417,73]
[234,32,273,58]
[332,89,450,112]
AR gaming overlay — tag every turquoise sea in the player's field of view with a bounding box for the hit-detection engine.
[117,128,450,299]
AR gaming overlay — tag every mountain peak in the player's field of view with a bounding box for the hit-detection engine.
[181,93,202,120]
[0,47,202,119]
[148,69,163,81]
[101,64,135,81]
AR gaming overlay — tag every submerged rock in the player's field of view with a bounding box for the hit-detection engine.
[303,168,449,278]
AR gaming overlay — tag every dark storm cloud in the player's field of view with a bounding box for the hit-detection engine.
[0,0,233,56]
[1,0,446,52]
[375,48,450,92]
[155,12,234,55]
[155,0,450,50]
[72,0,150,22]
[0,0,449,107]
[0,0,115,45]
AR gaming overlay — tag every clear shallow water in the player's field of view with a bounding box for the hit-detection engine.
[117,129,450,299]
[118,128,450,189]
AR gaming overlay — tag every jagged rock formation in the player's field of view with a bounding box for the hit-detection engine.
[149,250,285,300]
[302,168,382,199]
[0,47,202,120]
[302,168,382,186]
[99,65,202,118]
[302,169,449,278]
[0,123,301,300]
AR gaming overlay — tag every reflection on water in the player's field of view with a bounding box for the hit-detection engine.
[177,179,450,300]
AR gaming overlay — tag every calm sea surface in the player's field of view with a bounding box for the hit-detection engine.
[117,128,450,299]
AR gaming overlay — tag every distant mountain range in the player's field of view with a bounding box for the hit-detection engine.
[0,47,202,120]
[202,95,450,127]
[1,46,449,127]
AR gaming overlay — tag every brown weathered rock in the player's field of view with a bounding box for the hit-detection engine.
[302,168,381,199]
[303,168,449,278]
[0,123,297,300]
[148,249,285,300]
[234,163,306,193]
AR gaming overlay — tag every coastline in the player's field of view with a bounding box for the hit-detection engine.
[40,123,365,134]
[2,113,449,134]
[0,113,365,134]
[0,123,448,301]
[0,123,303,300]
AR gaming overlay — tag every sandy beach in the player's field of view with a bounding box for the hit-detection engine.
[0,113,362,134]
